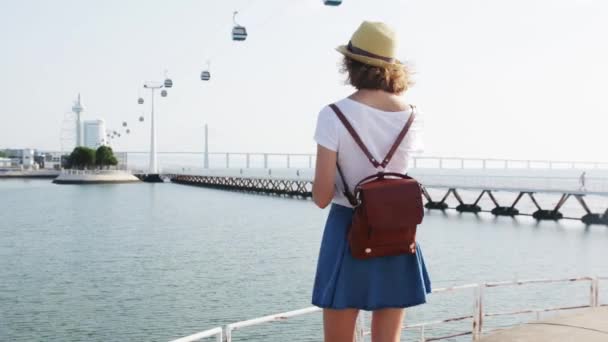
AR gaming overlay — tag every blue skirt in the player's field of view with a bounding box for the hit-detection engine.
[312,203,432,310]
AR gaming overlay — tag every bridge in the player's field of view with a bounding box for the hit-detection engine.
[129,154,608,226]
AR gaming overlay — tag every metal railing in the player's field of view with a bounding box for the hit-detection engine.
[170,327,223,342]
[411,157,608,170]
[415,173,608,194]
[61,169,132,175]
[121,152,608,170]
[169,275,606,342]
[37,150,608,170]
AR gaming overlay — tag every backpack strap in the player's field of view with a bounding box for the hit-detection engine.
[328,103,417,206]
[329,103,416,168]
[381,105,416,168]
[329,103,381,168]
[336,163,359,206]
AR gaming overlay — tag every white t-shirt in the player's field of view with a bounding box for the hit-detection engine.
[313,97,424,208]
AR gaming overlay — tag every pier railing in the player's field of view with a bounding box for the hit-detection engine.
[169,275,607,342]
[121,152,608,170]
[411,157,608,170]
[61,169,132,175]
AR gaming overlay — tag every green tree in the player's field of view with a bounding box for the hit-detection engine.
[67,147,96,169]
[0,150,7,158]
[95,146,118,169]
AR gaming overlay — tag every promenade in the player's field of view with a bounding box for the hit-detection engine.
[480,307,608,342]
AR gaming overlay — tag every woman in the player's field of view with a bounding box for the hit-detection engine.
[311,21,431,342]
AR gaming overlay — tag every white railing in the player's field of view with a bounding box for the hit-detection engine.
[169,275,606,342]
[122,152,608,170]
[169,327,222,342]
[411,157,608,170]
[61,169,132,175]
[414,173,608,194]
[38,150,608,171]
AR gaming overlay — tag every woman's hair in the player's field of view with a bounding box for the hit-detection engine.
[341,57,412,94]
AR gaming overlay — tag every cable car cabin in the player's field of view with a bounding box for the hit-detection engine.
[161,89,168,97]
[201,70,211,81]
[138,97,144,104]
[324,0,342,5]
[164,78,173,88]
[232,26,248,41]
[139,116,144,122]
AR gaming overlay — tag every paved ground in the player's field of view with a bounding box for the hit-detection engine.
[480,307,608,342]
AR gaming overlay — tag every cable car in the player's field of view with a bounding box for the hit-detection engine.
[232,11,247,41]
[324,0,342,5]
[122,122,127,127]
[161,89,168,97]
[126,129,130,134]
[201,61,211,81]
[138,97,144,104]
[164,78,173,88]
[139,116,144,122]
[232,26,247,41]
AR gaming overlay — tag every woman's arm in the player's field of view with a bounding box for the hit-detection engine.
[312,144,337,208]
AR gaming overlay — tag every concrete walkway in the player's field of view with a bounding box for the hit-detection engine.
[480,307,608,342]
[53,170,140,184]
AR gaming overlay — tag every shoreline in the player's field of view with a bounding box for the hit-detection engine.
[52,169,140,184]
[0,170,60,179]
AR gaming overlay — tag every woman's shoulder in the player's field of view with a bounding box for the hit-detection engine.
[318,97,423,122]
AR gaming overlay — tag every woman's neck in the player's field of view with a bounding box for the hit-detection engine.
[349,89,407,111]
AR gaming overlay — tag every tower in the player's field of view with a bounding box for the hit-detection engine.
[72,94,84,147]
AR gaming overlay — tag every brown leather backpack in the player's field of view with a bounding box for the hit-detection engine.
[329,103,424,259]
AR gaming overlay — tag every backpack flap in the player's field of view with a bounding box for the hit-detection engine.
[359,178,423,231]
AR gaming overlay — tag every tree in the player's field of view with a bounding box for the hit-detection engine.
[0,151,7,158]
[95,146,118,169]
[67,147,96,169]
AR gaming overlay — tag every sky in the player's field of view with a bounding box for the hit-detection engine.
[1,0,606,162]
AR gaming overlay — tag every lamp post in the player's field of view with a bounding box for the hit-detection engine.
[139,75,172,178]
[204,123,209,168]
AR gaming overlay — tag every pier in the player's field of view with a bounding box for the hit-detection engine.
[154,155,608,226]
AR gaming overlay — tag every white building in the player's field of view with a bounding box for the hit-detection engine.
[21,149,34,168]
[0,157,11,168]
[83,119,107,149]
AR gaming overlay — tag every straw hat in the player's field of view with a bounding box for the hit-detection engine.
[336,21,402,69]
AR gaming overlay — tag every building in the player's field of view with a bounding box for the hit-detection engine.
[1,149,35,169]
[40,152,65,170]
[0,157,11,168]
[83,119,107,149]
[22,149,34,168]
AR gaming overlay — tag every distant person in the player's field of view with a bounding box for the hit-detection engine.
[579,171,587,191]
[311,21,430,342]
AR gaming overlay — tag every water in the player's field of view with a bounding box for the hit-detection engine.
[1,179,607,341]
